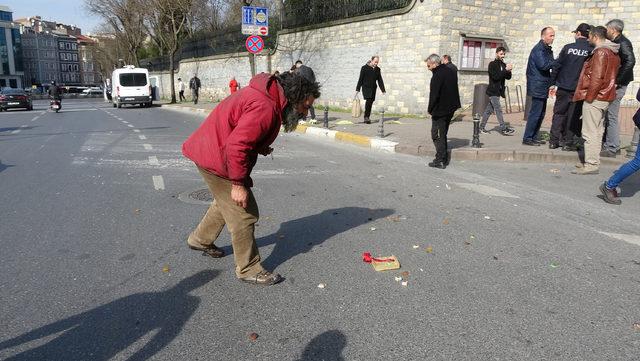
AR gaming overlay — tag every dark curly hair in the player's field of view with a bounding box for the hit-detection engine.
[277,71,321,106]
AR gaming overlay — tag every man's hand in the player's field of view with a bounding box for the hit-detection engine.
[231,184,249,208]
[506,64,513,71]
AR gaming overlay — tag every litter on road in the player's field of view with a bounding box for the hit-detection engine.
[362,252,400,271]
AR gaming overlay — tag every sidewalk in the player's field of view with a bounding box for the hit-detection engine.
[159,100,637,165]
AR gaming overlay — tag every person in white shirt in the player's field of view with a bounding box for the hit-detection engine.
[178,78,186,102]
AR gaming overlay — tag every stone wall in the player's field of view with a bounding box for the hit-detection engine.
[151,0,640,115]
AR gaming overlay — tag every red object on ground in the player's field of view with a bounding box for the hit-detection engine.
[362,252,396,263]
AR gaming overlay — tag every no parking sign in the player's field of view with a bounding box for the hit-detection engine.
[245,35,264,54]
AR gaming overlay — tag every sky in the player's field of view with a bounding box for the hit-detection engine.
[3,0,102,34]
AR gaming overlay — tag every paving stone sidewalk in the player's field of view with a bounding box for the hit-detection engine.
[160,100,637,165]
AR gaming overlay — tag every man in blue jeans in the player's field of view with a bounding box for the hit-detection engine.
[523,27,555,146]
[600,89,640,205]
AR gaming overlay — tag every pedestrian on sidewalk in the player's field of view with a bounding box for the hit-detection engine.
[523,27,555,146]
[601,19,636,158]
[229,76,239,94]
[178,78,186,102]
[480,46,516,136]
[549,23,594,150]
[189,74,201,105]
[425,54,461,169]
[599,88,640,204]
[356,56,386,124]
[442,55,458,73]
[182,71,321,285]
[295,60,318,123]
[572,26,621,175]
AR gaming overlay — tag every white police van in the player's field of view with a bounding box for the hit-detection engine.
[111,65,152,108]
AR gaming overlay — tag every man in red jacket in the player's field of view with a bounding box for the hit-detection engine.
[182,71,320,285]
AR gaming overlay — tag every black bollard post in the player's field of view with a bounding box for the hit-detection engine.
[323,105,329,128]
[378,109,385,138]
[472,113,481,148]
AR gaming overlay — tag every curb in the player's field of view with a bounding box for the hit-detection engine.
[158,104,630,165]
[295,125,399,153]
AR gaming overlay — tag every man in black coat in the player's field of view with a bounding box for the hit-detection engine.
[602,19,636,157]
[480,46,515,135]
[426,54,461,169]
[356,56,386,124]
[189,74,201,105]
[549,23,593,149]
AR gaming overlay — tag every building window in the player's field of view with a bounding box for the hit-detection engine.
[72,54,77,61]
[73,64,79,72]
[459,37,505,71]
[12,29,23,72]
[59,42,65,49]
[9,78,17,88]
[0,31,8,75]
[71,43,77,50]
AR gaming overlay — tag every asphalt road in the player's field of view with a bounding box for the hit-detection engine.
[1,99,639,360]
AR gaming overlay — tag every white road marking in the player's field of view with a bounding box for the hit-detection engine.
[152,175,165,190]
[126,124,134,128]
[455,183,520,199]
[148,156,160,166]
[31,115,40,122]
[116,117,124,121]
[133,129,141,133]
[10,129,20,134]
[138,135,147,140]
[121,120,129,124]
[57,109,98,112]
[20,124,29,128]
[600,232,640,247]
[143,144,153,150]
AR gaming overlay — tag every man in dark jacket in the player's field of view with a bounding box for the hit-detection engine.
[425,54,461,169]
[480,46,515,135]
[189,74,201,104]
[182,71,321,285]
[356,56,386,124]
[48,80,62,101]
[442,55,458,73]
[549,23,594,149]
[571,26,620,175]
[523,27,555,146]
[602,19,636,157]
[295,60,318,123]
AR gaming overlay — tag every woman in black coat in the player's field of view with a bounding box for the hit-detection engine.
[356,56,386,123]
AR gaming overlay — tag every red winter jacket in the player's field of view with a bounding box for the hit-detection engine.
[182,73,286,187]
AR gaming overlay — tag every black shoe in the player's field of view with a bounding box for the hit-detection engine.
[188,243,225,258]
[548,143,560,149]
[364,118,371,124]
[480,128,490,134]
[428,161,446,169]
[522,139,541,146]
[562,144,578,151]
[533,139,546,145]
[500,127,515,136]
[240,270,283,285]
[600,150,617,158]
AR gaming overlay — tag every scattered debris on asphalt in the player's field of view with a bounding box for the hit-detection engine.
[633,322,640,331]
[370,227,376,231]
[401,281,408,286]
[484,216,491,220]
[162,265,170,273]
[425,246,433,254]
[413,245,420,249]
[134,209,141,214]
[317,283,326,289]
[376,175,385,179]
[445,184,451,190]
[550,262,559,268]
[443,219,450,225]
[249,332,259,341]
[549,168,560,174]
[493,255,499,260]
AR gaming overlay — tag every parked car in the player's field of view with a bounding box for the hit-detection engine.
[0,88,33,111]
[81,88,103,96]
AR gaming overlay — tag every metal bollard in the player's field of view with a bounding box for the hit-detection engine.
[378,109,385,137]
[472,113,481,148]
[323,105,329,128]
[627,127,639,158]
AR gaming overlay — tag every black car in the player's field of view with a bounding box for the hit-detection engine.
[0,88,33,111]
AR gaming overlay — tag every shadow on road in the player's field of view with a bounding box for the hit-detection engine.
[0,270,218,361]
[0,159,13,173]
[296,330,347,361]
[257,207,394,271]
[0,126,36,134]
[618,171,640,198]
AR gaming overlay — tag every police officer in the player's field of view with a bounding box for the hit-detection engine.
[549,23,594,150]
